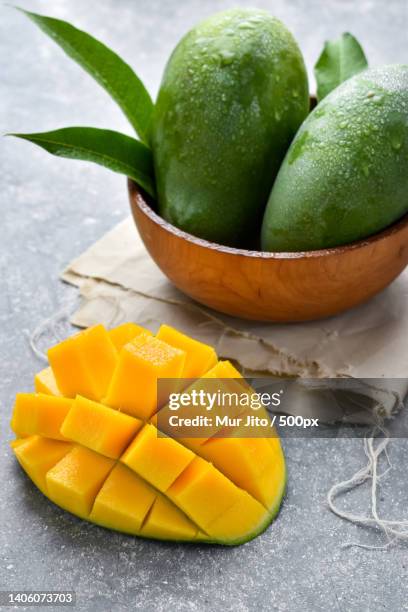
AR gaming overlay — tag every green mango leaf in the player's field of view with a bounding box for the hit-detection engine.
[18,8,153,144]
[314,33,368,101]
[9,127,155,197]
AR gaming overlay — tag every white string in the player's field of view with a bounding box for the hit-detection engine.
[27,296,78,362]
[327,424,408,549]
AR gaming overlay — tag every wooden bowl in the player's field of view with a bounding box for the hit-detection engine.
[128,180,408,322]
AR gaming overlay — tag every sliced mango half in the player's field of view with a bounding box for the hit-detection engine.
[10,322,286,545]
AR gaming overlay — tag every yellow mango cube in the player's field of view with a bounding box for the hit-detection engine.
[108,323,152,351]
[104,336,186,419]
[156,324,217,378]
[258,442,286,508]
[198,436,277,507]
[205,493,268,544]
[167,457,242,529]
[46,446,115,518]
[48,324,117,401]
[121,423,195,491]
[60,396,142,459]
[12,435,73,494]
[202,360,242,379]
[11,393,72,440]
[141,495,197,541]
[34,367,61,396]
[90,463,156,534]
[154,361,248,449]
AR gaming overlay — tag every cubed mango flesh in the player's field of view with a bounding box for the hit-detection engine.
[108,323,152,351]
[198,436,284,508]
[153,360,249,449]
[121,423,195,491]
[104,336,185,419]
[60,396,142,459]
[10,322,286,545]
[205,493,268,542]
[34,367,61,396]
[156,324,217,378]
[166,457,242,530]
[202,360,242,379]
[11,393,72,440]
[90,463,156,534]
[12,435,73,494]
[46,446,115,518]
[48,324,117,401]
[141,495,197,541]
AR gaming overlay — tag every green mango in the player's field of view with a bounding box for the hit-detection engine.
[152,8,309,246]
[261,65,408,252]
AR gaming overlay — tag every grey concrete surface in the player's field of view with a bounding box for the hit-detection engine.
[1,1,408,611]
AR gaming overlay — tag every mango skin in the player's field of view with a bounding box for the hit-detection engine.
[152,8,309,246]
[261,65,408,252]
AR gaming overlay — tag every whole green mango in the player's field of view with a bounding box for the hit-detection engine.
[151,8,309,246]
[261,65,408,252]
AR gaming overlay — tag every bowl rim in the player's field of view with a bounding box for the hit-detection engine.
[128,179,408,260]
